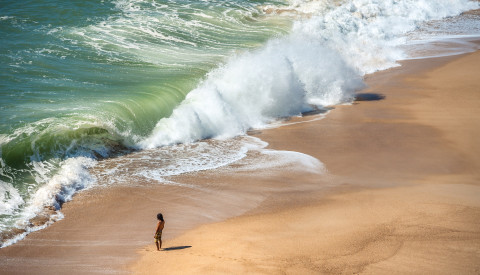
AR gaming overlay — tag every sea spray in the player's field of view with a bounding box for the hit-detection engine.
[293,0,480,73]
[140,0,478,148]
[139,36,363,148]
[1,0,478,247]
[0,157,96,248]
[94,136,324,187]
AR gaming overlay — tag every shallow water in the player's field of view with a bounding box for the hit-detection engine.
[1,0,479,247]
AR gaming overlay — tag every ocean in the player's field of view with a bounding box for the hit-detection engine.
[1,0,479,247]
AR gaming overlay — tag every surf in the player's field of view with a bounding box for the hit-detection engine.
[1,0,478,247]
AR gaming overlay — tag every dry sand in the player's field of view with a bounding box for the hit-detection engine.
[1,51,479,274]
[130,52,480,274]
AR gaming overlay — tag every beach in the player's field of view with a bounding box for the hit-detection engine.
[2,1,480,273]
[1,46,479,274]
[129,51,480,274]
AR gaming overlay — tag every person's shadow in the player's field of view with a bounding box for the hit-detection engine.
[162,246,192,251]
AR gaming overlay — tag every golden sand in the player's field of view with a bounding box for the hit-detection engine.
[130,52,480,274]
[1,52,479,274]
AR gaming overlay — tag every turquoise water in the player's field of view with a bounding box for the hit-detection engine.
[0,0,291,237]
[1,0,478,247]
[1,0,290,149]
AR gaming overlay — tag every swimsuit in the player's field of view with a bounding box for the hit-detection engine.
[154,231,162,243]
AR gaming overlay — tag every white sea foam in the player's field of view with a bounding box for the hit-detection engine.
[134,143,248,179]
[94,137,257,185]
[139,37,362,148]
[291,0,479,73]
[94,135,323,188]
[258,150,324,174]
[65,0,273,68]
[0,181,24,217]
[230,141,326,175]
[1,157,96,247]
[401,10,480,59]
[2,0,477,248]
[140,0,477,149]
[25,157,96,215]
[0,211,65,248]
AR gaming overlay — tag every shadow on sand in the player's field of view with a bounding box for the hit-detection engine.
[163,246,192,251]
[355,93,385,101]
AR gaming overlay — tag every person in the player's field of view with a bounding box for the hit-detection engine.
[154,213,165,251]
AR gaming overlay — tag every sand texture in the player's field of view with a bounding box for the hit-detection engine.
[1,51,479,274]
[130,52,480,274]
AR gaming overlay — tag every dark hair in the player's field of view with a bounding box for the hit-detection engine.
[157,213,164,222]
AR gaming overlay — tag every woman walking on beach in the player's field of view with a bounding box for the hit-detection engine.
[154,213,165,251]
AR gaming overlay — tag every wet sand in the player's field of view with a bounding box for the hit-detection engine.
[130,51,480,274]
[1,50,480,274]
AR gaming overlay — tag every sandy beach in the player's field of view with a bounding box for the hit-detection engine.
[1,49,479,274]
[130,51,480,274]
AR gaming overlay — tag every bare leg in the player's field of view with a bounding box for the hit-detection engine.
[155,241,160,251]
[159,239,162,249]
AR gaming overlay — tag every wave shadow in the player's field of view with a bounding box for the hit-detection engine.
[355,93,385,101]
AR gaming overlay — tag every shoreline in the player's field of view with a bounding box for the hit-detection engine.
[1,50,479,274]
[129,51,480,273]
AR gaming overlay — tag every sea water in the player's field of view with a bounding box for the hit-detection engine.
[1,0,478,247]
